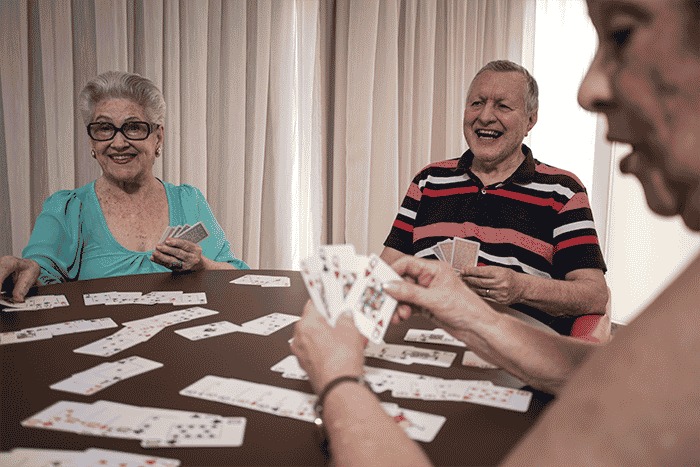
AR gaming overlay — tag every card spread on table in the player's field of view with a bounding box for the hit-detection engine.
[21,400,245,448]
[403,328,467,348]
[1,318,118,346]
[1,294,69,312]
[74,307,219,357]
[230,275,291,287]
[364,342,457,367]
[300,245,401,343]
[50,356,163,395]
[158,221,210,244]
[238,313,300,336]
[0,447,181,466]
[181,375,446,442]
[174,321,242,341]
[268,355,530,413]
[83,291,207,307]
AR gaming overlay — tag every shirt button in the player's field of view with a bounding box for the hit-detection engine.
[481,188,487,194]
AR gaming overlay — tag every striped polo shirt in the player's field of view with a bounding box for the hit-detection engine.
[383,145,606,334]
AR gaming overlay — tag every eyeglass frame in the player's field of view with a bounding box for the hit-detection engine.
[86,121,160,142]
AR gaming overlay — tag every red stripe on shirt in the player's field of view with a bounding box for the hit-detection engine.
[406,183,422,201]
[555,235,599,253]
[422,186,480,197]
[490,188,564,211]
[535,163,584,187]
[559,192,592,213]
[393,219,414,233]
[414,221,554,262]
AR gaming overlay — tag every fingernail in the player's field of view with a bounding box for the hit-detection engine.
[383,281,399,291]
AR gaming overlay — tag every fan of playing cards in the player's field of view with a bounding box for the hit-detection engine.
[158,221,210,244]
[300,245,401,344]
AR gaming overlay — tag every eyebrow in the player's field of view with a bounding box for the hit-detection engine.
[599,0,651,23]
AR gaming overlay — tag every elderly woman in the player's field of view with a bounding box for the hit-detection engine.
[0,71,247,301]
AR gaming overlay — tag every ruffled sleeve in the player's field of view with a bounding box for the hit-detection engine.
[175,184,249,270]
[21,190,84,284]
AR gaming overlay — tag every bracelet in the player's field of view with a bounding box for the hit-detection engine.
[313,375,369,428]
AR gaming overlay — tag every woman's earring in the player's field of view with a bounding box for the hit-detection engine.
[156,147,162,157]
[91,149,96,159]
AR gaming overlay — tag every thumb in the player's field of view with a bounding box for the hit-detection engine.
[384,280,435,311]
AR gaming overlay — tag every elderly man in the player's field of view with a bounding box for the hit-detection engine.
[381,60,609,335]
[292,0,700,465]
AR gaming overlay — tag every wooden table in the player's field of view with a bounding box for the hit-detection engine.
[0,269,552,465]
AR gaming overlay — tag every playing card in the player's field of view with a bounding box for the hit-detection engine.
[239,313,300,336]
[21,400,99,435]
[0,328,52,345]
[343,254,401,344]
[451,237,480,270]
[170,292,207,306]
[403,328,467,348]
[140,415,245,448]
[381,404,446,443]
[83,292,113,306]
[28,317,118,336]
[437,239,454,265]
[80,448,181,466]
[300,255,331,323]
[461,350,499,369]
[104,292,143,306]
[1,294,69,311]
[1,448,83,467]
[73,327,153,357]
[270,355,309,380]
[175,221,210,244]
[174,321,241,341]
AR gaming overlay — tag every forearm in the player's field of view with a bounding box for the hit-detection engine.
[448,305,597,394]
[323,382,431,467]
[201,257,236,270]
[515,272,608,317]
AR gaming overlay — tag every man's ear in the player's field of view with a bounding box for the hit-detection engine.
[526,110,538,135]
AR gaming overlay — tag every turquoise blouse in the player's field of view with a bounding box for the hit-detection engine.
[22,180,249,284]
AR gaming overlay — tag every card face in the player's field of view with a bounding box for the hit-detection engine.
[81,448,181,466]
[461,351,499,369]
[239,313,300,336]
[1,294,69,311]
[171,292,207,306]
[140,416,246,448]
[344,254,401,344]
[174,321,241,341]
[403,328,467,348]
[451,237,480,270]
[73,327,153,357]
[381,404,446,443]
[0,328,52,345]
[300,255,331,322]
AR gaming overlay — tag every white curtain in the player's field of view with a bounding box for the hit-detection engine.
[0,0,323,269]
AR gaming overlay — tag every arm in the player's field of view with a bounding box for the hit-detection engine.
[503,253,700,465]
[379,246,407,265]
[386,257,598,394]
[291,302,431,467]
[461,266,609,317]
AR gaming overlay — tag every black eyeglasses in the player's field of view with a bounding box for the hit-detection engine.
[87,121,159,141]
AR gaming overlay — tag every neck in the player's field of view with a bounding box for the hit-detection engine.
[96,174,159,198]
[471,150,525,186]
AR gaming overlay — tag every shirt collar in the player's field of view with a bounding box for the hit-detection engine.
[458,144,536,185]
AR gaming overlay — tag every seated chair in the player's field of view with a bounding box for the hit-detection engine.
[570,287,612,343]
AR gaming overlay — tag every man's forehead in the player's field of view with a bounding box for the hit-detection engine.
[468,71,527,99]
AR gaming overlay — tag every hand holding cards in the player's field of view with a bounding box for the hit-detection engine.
[300,245,401,344]
[432,237,480,270]
[158,221,210,244]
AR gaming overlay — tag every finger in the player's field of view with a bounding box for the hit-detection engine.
[164,238,196,252]
[383,280,436,312]
[390,256,439,279]
[12,267,38,302]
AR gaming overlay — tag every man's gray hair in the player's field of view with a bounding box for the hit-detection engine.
[78,71,166,126]
[469,60,539,115]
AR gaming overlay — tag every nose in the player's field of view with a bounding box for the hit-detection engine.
[476,103,497,123]
[109,130,130,149]
[578,50,614,113]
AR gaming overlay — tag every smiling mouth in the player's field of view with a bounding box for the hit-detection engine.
[108,153,137,163]
[475,129,503,139]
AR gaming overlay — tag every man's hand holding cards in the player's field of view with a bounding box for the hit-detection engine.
[432,237,480,271]
[300,245,401,344]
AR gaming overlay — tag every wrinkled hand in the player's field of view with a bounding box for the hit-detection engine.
[460,265,523,305]
[0,256,40,302]
[152,238,206,272]
[384,256,496,334]
[291,301,367,394]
